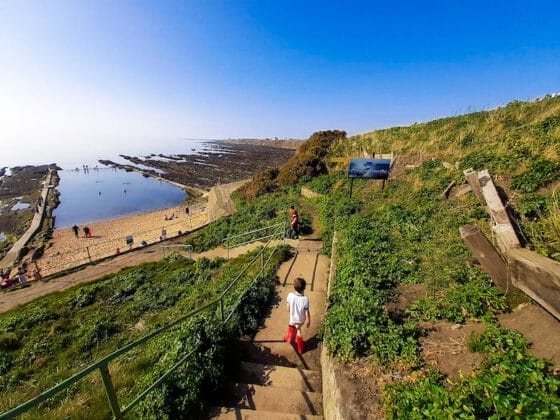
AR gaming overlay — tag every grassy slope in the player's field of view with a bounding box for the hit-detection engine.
[330,95,560,260]
[0,247,289,418]
[318,95,560,417]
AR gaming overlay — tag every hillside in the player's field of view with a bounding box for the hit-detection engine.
[318,96,560,417]
[2,96,560,418]
[331,95,560,261]
[233,96,560,417]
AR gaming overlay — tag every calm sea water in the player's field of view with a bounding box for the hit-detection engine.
[53,168,187,228]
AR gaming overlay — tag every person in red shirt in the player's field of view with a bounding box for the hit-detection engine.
[288,205,299,239]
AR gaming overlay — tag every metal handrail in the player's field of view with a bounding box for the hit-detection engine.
[160,244,193,258]
[223,222,285,244]
[1,223,286,419]
[223,221,287,258]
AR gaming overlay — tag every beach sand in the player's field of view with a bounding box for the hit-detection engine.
[35,204,208,277]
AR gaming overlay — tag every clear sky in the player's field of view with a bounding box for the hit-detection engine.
[1,1,559,166]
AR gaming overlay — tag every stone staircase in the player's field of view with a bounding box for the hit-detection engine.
[208,239,329,419]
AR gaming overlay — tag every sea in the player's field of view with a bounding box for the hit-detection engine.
[1,138,221,229]
[53,168,187,228]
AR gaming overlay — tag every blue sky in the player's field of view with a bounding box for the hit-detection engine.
[1,1,559,166]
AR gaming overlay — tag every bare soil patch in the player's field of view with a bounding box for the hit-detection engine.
[418,321,486,380]
[499,302,560,367]
[384,283,427,316]
[345,289,560,420]
[330,358,385,419]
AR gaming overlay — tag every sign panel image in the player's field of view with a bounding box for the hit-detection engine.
[348,158,391,179]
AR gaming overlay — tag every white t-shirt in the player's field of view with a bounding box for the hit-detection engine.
[287,292,309,324]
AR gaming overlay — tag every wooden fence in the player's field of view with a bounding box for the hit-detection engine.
[460,168,560,321]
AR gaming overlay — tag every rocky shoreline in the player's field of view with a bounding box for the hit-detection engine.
[1,141,296,273]
[98,140,298,191]
[0,165,59,259]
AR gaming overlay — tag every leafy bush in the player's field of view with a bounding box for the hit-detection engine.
[185,193,298,251]
[277,130,346,187]
[518,193,550,220]
[511,158,560,193]
[322,214,420,364]
[237,130,345,200]
[406,271,508,323]
[0,333,20,351]
[467,326,529,354]
[236,167,279,201]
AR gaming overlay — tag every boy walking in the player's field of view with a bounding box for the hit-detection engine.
[284,277,310,353]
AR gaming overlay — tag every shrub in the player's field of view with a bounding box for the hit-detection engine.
[0,333,20,351]
[384,328,560,419]
[237,130,346,200]
[511,158,560,193]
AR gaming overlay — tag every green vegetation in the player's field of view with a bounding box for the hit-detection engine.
[384,328,560,418]
[0,246,290,418]
[185,192,311,252]
[4,95,560,418]
[316,95,560,417]
[237,130,346,200]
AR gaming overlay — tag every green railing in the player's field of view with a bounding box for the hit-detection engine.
[1,223,286,419]
[160,243,193,258]
[223,222,287,258]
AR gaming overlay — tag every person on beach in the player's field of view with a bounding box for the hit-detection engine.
[72,225,79,237]
[83,226,92,238]
[17,267,28,284]
[284,277,310,354]
[288,205,299,239]
[0,270,14,288]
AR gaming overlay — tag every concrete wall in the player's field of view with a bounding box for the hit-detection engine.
[301,187,323,199]
[321,230,367,419]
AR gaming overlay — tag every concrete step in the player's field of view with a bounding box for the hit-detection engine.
[276,251,329,292]
[208,406,323,419]
[236,361,322,393]
[255,287,325,344]
[237,340,322,371]
[220,382,323,416]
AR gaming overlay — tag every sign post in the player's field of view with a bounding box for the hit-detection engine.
[348,158,392,198]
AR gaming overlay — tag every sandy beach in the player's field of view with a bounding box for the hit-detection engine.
[34,203,208,277]
[31,179,248,278]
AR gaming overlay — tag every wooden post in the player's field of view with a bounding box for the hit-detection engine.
[478,170,521,252]
[478,170,510,225]
[506,248,560,321]
[460,224,512,293]
[463,168,485,205]
[441,180,456,199]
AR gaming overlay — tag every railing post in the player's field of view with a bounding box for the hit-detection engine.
[86,246,92,263]
[261,252,264,276]
[99,363,122,419]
